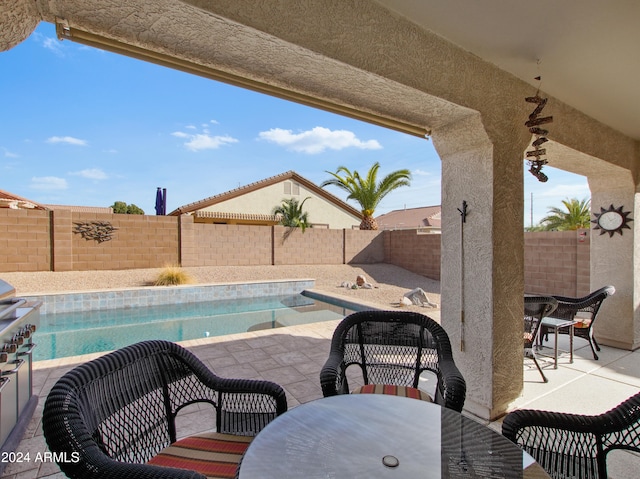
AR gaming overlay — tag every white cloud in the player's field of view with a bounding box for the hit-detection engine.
[47,136,88,146]
[2,147,19,158]
[184,134,238,152]
[413,168,432,176]
[30,176,68,190]
[172,126,238,152]
[42,37,65,56]
[258,127,382,154]
[70,168,108,180]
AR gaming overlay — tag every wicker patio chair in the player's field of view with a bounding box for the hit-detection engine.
[541,285,615,360]
[319,310,466,412]
[524,296,558,383]
[43,340,287,479]
[502,391,640,479]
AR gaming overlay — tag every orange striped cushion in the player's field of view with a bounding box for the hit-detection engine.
[147,432,252,479]
[351,384,432,402]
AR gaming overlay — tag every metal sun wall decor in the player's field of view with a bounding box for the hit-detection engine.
[73,221,118,243]
[525,76,553,182]
[591,204,633,237]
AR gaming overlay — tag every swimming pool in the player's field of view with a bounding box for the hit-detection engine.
[35,292,361,361]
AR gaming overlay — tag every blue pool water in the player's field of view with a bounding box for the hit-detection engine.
[35,293,359,361]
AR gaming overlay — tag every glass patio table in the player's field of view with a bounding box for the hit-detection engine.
[237,394,549,478]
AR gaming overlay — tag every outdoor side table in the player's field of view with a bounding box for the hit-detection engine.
[539,317,577,368]
[237,394,550,478]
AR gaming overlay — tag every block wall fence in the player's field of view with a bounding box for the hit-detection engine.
[0,209,589,296]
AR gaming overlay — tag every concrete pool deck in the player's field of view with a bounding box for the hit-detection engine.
[1,266,637,478]
[3,311,640,478]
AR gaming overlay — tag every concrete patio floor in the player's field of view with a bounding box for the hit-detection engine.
[2,313,639,479]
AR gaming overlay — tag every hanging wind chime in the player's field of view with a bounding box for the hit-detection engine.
[525,76,553,182]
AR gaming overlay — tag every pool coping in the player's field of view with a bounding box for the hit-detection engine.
[26,278,316,315]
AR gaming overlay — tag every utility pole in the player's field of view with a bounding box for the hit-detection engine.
[530,192,534,228]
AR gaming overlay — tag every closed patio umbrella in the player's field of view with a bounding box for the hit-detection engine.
[155,187,164,215]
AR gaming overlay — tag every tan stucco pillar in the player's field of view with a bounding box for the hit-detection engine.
[545,141,640,352]
[0,0,40,52]
[589,178,640,351]
[433,114,527,420]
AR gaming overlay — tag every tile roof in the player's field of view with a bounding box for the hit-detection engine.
[375,205,441,230]
[0,189,46,210]
[42,204,114,213]
[168,170,362,218]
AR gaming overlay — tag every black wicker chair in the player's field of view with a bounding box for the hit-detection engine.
[319,310,466,412]
[43,340,287,479]
[502,391,640,479]
[541,285,615,360]
[524,296,558,383]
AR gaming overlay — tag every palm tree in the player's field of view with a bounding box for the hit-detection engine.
[272,197,311,231]
[540,197,591,231]
[321,162,412,230]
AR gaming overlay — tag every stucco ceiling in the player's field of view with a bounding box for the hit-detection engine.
[375,0,640,140]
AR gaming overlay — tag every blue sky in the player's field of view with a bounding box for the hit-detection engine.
[1,22,589,223]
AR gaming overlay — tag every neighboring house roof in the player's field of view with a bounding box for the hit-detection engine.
[0,189,114,213]
[0,189,46,210]
[42,204,115,213]
[376,205,442,230]
[168,170,363,219]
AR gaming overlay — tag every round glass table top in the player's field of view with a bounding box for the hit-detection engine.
[238,394,549,478]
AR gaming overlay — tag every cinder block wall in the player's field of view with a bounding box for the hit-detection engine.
[383,230,441,280]
[344,229,385,263]
[69,212,179,270]
[523,229,590,297]
[273,226,344,265]
[0,209,50,272]
[183,223,272,266]
[0,209,591,297]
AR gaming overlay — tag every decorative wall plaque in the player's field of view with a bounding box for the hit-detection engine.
[73,221,118,243]
[591,204,633,237]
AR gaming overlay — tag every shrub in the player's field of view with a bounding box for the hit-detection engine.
[154,266,194,286]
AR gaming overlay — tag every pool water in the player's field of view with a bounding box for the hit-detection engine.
[35,293,358,361]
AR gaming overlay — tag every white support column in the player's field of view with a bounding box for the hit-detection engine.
[433,114,527,420]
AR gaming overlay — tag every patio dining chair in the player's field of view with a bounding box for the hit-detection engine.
[540,285,615,360]
[524,296,558,383]
[502,391,640,479]
[43,340,287,479]
[319,310,466,412]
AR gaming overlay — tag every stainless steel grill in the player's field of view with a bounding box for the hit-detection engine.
[0,279,40,472]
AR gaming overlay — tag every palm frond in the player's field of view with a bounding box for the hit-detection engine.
[320,162,412,222]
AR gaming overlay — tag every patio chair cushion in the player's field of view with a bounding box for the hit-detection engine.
[147,432,252,479]
[351,384,433,402]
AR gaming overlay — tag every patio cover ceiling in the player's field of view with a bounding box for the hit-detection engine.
[376,0,640,141]
[4,1,638,141]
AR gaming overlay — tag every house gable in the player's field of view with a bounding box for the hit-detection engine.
[169,171,362,229]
